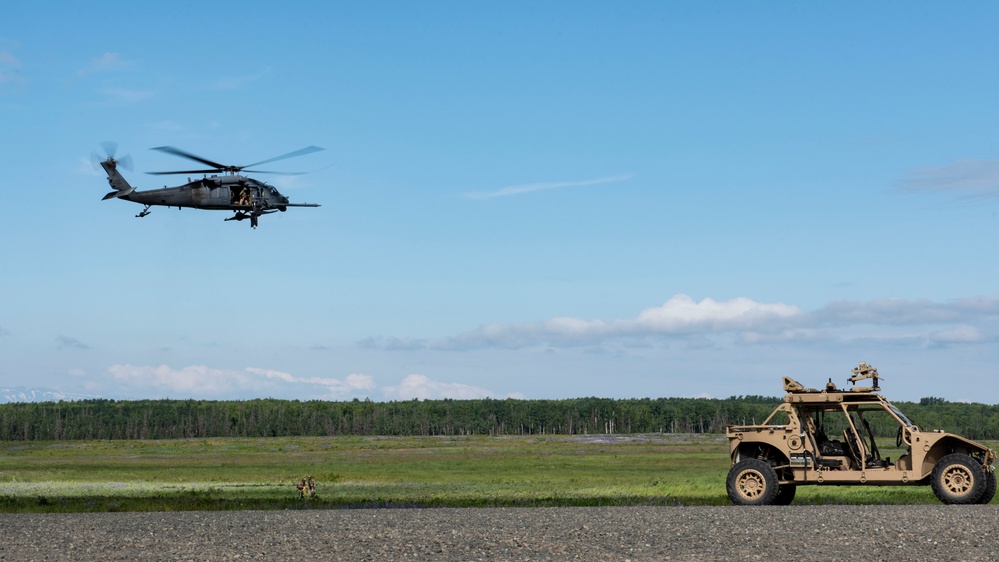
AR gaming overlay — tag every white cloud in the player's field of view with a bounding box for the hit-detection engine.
[383,374,497,400]
[103,366,517,402]
[97,293,999,401]
[77,52,128,76]
[213,68,270,91]
[109,364,249,396]
[357,336,429,351]
[440,294,802,349]
[928,324,986,345]
[56,335,89,350]
[465,174,632,200]
[631,295,800,331]
[812,297,970,325]
[107,364,376,399]
[244,367,375,396]
[808,296,999,338]
[364,293,999,354]
[738,328,824,345]
[897,159,999,199]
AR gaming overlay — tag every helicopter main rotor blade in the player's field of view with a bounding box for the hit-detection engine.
[243,146,324,169]
[148,145,324,175]
[151,146,228,170]
[146,169,222,176]
[146,167,308,176]
[240,169,307,175]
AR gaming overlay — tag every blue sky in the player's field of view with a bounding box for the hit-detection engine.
[3,3,999,403]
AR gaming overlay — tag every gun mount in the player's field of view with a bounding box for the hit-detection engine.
[848,362,882,392]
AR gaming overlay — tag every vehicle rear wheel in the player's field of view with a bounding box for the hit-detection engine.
[774,484,796,505]
[727,459,779,506]
[977,468,996,504]
[931,453,986,504]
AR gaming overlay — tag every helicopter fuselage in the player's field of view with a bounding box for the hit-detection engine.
[123,176,290,212]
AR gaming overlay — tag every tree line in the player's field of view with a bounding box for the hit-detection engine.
[0,395,997,441]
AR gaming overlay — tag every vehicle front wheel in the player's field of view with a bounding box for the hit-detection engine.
[727,459,779,506]
[931,453,986,504]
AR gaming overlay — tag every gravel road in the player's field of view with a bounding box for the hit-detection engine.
[1,506,997,561]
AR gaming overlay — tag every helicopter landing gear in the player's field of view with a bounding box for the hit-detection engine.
[225,211,259,228]
[136,204,152,218]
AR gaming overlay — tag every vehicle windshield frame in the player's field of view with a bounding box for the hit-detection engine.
[886,402,916,428]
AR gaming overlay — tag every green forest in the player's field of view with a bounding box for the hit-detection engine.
[2,395,999,441]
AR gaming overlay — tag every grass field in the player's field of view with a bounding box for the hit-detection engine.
[0,433,970,512]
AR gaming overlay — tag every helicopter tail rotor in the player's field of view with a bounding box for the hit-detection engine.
[94,141,136,200]
[93,141,133,172]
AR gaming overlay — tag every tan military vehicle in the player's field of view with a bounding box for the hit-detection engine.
[726,363,997,505]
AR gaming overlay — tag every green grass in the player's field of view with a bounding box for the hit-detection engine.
[0,434,978,512]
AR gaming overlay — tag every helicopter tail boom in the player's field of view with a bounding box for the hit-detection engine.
[102,186,135,200]
[99,157,135,200]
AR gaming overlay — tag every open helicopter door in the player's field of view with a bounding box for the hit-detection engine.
[231,186,253,207]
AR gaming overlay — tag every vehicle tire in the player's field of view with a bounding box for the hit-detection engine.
[931,453,987,504]
[774,484,796,505]
[976,468,996,504]
[727,459,780,506]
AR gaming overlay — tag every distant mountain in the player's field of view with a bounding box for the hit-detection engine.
[0,387,98,403]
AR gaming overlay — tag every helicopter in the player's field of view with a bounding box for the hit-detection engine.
[95,142,323,228]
